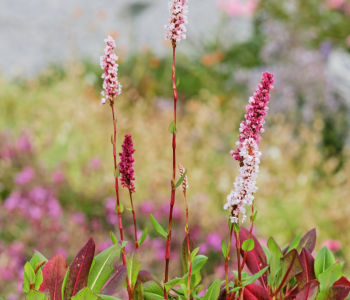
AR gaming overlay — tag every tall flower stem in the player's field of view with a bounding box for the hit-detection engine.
[235,221,242,299]
[110,104,133,298]
[225,223,234,300]
[184,195,192,300]
[128,188,139,250]
[164,45,177,299]
[240,204,254,270]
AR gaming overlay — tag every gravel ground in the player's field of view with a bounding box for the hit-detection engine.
[0,0,253,77]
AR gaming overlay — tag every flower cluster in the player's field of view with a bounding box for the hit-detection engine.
[224,138,261,223]
[178,164,188,196]
[119,134,136,193]
[231,72,274,161]
[100,36,121,105]
[164,0,189,45]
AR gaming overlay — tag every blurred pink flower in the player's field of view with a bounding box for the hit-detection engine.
[29,205,43,220]
[6,293,18,300]
[97,240,113,253]
[54,248,68,257]
[90,157,101,170]
[346,35,350,48]
[47,197,62,219]
[197,243,209,255]
[327,0,345,8]
[1,267,14,280]
[16,134,32,152]
[14,167,34,185]
[217,0,257,17]
[4,191,21,211]
[29,186,47,205]
[206,233,222,252]
[52,171,65,184]
[140,201,154,214]
[71,212,86,224]
[322,239,342,252]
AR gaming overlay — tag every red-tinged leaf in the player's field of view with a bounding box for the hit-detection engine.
[334,277,350,287]
[317,286,350,300]
[137,270,163,289]
[99,265,127,295]
[296,248,316,290]
[285,287,299,300]
[276,249,303,295]
[63,238,95,299]
[239,227,268,289]
[39,254,68,300]
[295,280,320,300]
[243,284,272,300]
[297,229,316,253]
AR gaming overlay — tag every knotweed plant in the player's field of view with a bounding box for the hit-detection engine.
[19,2,350,300]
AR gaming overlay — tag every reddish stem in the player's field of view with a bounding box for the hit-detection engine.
[225,224,234,300]
[110,104,133,299]
[240,203,254,270]
[235,221,242,298]
[164,45,177,299]
[185,196,192,300]
[128,189,139,250]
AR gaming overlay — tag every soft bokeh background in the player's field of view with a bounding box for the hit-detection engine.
[1,0,350,298]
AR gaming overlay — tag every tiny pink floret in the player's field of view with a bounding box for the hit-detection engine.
[164,0,189,45]
[119,134,136,193]
[100,36,122,105]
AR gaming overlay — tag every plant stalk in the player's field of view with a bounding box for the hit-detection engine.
[235,221,242,299]
[128,189,139,250]
[164,45,178,299]
[110,104,133,299]
[185,195,192,300]
[225,223,234,300]
[240,203,254,270]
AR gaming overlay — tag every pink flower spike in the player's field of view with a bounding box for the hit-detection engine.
[100,36,122,105]
[164,0,189,45]
[119,134,136,193]
[232,71,274,162]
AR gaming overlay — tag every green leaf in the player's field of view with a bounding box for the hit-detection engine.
[184,255,208,278]
[138,228,148,246]
[318,263,342,291]
[233,223,240,233]
[109,231,118,244]
[119,202,124,213]
[133,281,144,300]
[25,290,49,300]
[125,207,132,212]
[24,262,36,287]
[61,268,70,299]
[287,232,302,253]
[262,245,271,265]
[144,293,164,300]
[35,269,43,290]
[242,239,255,252]
[232,271,249,280]
[242,266,269,286]
[180,283,187,297]
[150,214,168,238]
[221,240,228,257]
[202,279,221,300]
[29,254,39,270]
[164,278,185,292]
[126,250,141,288]
[168,121,177,134]
[252,211,258,222]
[71,287,100,299]
[173,170,187,190]
[176,77,180,87]
[190,271,202,288]
[121,241,128,248]
[267,237,283,287]
[33,250,48,265]
[190,248,199,262]
[314,246,336,279]
[98,296,122,300]
[88,243,122,293]
[181,235,194,273]
[229,287,242,293]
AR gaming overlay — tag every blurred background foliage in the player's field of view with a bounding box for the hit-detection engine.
[1,0,350,298]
